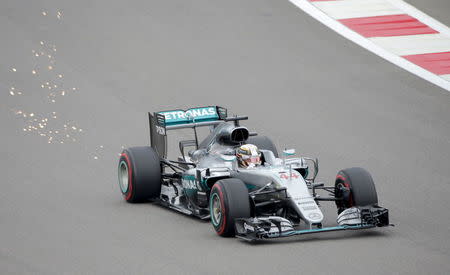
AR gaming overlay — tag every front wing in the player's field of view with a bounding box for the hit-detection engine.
[235,206,390,241]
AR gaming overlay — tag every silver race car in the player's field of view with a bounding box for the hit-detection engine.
[118,106,390,241]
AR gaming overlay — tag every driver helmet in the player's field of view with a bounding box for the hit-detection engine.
[236,144,261,168]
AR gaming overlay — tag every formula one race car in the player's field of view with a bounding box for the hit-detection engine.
[118,106,390,241]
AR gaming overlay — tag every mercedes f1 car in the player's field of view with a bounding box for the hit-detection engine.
[118,106,390,241]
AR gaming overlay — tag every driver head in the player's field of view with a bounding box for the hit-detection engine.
[236,144,261,168]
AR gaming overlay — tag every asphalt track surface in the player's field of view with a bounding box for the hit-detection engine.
[1,0,450,274]
[405,0,450,26]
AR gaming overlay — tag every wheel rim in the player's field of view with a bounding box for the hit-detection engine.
[336,182,344,207]
[210,193,222,226]
[118,160,129,193]
[336,182,352,208]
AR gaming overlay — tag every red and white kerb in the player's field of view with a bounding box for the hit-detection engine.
[301,0,450,88]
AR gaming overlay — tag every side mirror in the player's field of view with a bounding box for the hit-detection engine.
[283,149,296,156]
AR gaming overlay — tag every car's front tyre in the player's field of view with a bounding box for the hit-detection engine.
[334,167,378,214]
[210,179,251,237]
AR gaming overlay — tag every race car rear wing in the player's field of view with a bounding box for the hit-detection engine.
[148,106,248,158]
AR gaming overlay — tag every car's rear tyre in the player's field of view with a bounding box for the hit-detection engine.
[210,179,251,237]
[335,167,378,214]
[118,146,161,203]
[246,136,278,158]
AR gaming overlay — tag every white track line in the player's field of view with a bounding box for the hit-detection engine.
[289,0,450,92]
[312,0,402,20]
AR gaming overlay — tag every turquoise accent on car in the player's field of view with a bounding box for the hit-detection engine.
[220,155,236,162]
[280,224,374,237]
[182,174,206,190]
[182,174,196,182]
[181,174,210,197]
[210,193,221,226]
[158,106,219,126]
[181,174,198,196]
[245,183,258,190]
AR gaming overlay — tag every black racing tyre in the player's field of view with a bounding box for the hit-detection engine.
[246,136,279,158]
[209,179,251,237]
[335,167,378,214]
[118,146,161,203]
